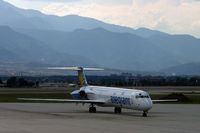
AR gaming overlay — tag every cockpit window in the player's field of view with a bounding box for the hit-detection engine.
[136,93,149,98]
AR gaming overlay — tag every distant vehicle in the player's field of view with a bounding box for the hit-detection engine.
[18,67,177,117]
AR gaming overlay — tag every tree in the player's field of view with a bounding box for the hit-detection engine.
[18,78,28,87]
[35,81,39,88]
[7,77,17,87]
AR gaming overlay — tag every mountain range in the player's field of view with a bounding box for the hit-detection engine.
[162,62,200,75]
[0,0,200,75]
[0,26,97,69]
[16,28,187,71]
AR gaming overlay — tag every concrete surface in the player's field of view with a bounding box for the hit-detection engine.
[0,103,199,133]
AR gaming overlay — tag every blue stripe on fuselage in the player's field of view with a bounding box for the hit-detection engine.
[110,96,131,105]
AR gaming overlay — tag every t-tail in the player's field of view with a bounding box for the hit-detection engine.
[48,66,104,87]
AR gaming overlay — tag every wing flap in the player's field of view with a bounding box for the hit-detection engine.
[17,98,105,104]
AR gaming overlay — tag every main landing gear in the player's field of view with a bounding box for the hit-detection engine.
[114,107,122,114]
[89,104,96,113]
[142,111,148,117]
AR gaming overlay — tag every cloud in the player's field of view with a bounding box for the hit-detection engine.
[22,0,132,4]
[22,0,81,2]
[41,0,200,37]
[89,0,133,5]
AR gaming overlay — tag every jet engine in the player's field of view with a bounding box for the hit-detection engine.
[79,90,87,98]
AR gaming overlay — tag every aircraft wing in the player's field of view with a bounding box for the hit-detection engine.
[17,98,105,104]
[152,99,178,103]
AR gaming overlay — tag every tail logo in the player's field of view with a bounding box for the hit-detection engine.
[78,70,88,87]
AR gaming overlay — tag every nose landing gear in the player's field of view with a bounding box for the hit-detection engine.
[142,111,148,117]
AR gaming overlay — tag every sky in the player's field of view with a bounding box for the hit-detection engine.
[4,0,200,38]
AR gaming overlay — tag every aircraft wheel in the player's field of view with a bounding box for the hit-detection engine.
[93,107,96,113]
[114,107,121,114]
[89,107,96,113]
[142,111,147,117]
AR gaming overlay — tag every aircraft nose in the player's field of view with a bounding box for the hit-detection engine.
[144,98,152,111]
[147,98,153,109]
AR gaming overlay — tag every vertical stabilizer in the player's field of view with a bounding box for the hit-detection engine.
[78,67,88,87]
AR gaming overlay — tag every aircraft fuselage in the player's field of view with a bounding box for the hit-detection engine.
[71,86,152,112]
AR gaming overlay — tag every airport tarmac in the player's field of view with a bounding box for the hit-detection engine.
[0,103,199,133]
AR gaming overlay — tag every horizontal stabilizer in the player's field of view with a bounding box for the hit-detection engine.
[17,98,105,104]
[48,66,104,71]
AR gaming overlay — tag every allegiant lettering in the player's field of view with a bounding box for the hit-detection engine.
[110,96,131,105]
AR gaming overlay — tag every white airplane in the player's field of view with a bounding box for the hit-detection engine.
[18,67,177,117]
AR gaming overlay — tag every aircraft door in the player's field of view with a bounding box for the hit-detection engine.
[131,93,139,109]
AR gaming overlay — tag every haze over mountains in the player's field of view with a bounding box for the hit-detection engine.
[0,0,200,75]
[0,26,96,65]
[17,28,186,71]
